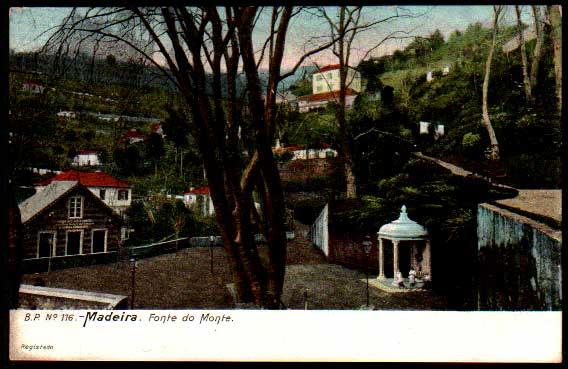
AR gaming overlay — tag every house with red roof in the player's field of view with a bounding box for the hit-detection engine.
[122,128,146,144]
[149,123,165,138]
[72,150,100,167]
[297,64,362,113]
[34,170,132,216]
[21,81,45,94]
[183,185,214,216]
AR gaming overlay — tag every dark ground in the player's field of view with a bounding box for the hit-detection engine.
[23,222,449,309]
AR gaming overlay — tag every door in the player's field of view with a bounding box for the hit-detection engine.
[92,229,107,253]
[38,232,55,258]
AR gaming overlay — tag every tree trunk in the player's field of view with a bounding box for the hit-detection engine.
[529,5,544,91]
[548,5,562,114]
[481,6,502,161]
[337,7,357,199]
[515,6,532,102]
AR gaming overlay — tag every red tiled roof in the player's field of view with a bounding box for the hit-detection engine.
[184,185,210,195]
[297,88,357,102]
[273,145,305,154]
[123,129,145,139]
[76,150,98,155]
[319,64,340,73]
[37,170,130,188]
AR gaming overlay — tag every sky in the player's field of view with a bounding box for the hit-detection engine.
[9,6,529,71]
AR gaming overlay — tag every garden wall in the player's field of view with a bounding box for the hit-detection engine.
[477,203,562,310]
[19,284,128,309]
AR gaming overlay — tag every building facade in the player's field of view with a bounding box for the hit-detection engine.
[312,64,362,94]
[72,150,100,167]
[183,186,215,217]
[19,181,124,260]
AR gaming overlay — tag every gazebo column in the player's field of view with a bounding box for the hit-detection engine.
[392,240,400,277]
[423,239,432,279]
[377,237,385,280]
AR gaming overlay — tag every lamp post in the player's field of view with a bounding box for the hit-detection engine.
[130,258,137,309]
[363,236,372,308]
[209,236,215,274]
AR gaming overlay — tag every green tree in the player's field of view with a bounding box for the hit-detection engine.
[144,132,165,177]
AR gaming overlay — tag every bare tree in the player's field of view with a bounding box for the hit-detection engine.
[481,5,504,161]
[529,5,544,91]
[316,6,421,198]
[43,6,339,308]
[547,5,562,114]
[515,5,532,102]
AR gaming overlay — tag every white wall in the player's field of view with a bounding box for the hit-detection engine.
[72,154,100,166]
[312,68,362,94]
[88,187,131,211]
[310,204,329,257]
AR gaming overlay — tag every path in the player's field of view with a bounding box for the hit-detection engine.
[413,152,517,191]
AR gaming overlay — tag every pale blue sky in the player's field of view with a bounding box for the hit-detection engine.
[9,6,528,69]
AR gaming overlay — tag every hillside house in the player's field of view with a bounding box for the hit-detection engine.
[22,82,45,94]
[297,88,358,113]
[35,170,132,216]
[312,64,362,94]
[273,143,338,160]
[56,111,77,119]
[19,181,124,260]
[183,186,215,217]
[123,128,146,144]
[72,150,100,167]
[150,123,165,138]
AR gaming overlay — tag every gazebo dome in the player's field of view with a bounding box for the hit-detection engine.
[378,205,428,240]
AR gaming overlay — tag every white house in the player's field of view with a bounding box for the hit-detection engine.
[183,186,215,217]
[273,144,338,160]
[56,111,77,119]
[419,121,431,134]
[435,124,445,139]
[426,71,434,82]
[72,150,100,167]
[312,64,362,94]
[442,66,450,76]
[34,170,132,216]
[297,89,358,113]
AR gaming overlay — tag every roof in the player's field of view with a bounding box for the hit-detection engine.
[297,88,357,103]
[378,205,428,240]
[123,129,145,139]
[184,185,210,195]
[19,181,79,223]
[76,150,98,155]
[494,189,561,226]
[150,123,162,132]
[318,64,341,73]
[37,170,130,188]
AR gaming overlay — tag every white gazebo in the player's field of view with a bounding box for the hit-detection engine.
[377,205,431,286]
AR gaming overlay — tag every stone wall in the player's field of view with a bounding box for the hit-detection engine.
[19,284,128,309]
[477,203,561,310]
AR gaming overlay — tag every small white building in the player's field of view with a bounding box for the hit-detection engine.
[442,66,450,76]
[434,124,445,139]
[419,121,431,135]
[56,111,77,119]
[72,150,100,167]
[183,186,215,217]
[273,144,338,160]
[426,71,434,82]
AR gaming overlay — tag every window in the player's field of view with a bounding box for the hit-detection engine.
[91,229,107,253]
[99,189,106,200]
[118,190,129,201]
[66,230,83,255]
[68,196,83,219]
[37,232,55,258]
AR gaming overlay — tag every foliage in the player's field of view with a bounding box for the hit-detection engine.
[292,197,328,225]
